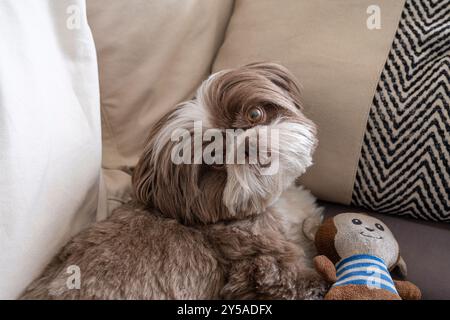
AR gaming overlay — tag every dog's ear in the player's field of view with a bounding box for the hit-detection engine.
[132,104,202,222]
[244,62,303,110]
[132,111,167,205]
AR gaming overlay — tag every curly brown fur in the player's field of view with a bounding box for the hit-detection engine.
[207,210,328,299]
[21,63,326,300]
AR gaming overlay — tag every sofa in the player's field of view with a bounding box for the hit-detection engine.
[1,0,447,299]
[87,0,449,299]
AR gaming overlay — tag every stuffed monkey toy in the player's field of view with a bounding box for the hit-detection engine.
[313,213,421,300]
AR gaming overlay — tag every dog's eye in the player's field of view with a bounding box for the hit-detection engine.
[247,107,264,123]
[352,218,362,225]
[375,223,384,231]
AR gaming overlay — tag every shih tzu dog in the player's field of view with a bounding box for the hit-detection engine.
[21,63,327,299]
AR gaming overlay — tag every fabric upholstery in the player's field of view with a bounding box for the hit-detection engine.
[0,0,101,299]
[352,0,450,222]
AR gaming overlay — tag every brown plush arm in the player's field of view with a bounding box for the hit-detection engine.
[313,255,337,284]
[394,280,421,300]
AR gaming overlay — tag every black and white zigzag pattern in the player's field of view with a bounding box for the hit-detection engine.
[352,0,450,222]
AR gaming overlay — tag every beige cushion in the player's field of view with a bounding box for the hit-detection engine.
[87,0,234,213]
[213,0,405,204]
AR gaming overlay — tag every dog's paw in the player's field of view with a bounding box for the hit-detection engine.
[298,268,330,300]
[302,280,329,300]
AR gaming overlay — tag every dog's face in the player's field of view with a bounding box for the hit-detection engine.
[133,63,317,224]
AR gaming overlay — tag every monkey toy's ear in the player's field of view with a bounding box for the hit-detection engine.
[392,256,408,278]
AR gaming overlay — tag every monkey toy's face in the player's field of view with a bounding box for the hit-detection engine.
[333,213,399,268]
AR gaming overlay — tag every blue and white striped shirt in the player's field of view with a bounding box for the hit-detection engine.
[333,254,398,295]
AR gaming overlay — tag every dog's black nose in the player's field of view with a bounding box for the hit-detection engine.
[365,227,375,232]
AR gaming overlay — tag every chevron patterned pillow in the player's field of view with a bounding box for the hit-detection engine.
[352,0,450,221]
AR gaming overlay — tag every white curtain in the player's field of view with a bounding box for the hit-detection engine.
[0,0,102,299]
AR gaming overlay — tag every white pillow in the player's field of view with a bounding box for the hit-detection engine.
[0,0,102,299]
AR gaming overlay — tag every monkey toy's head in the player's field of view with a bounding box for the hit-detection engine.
[315,213,406,273]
